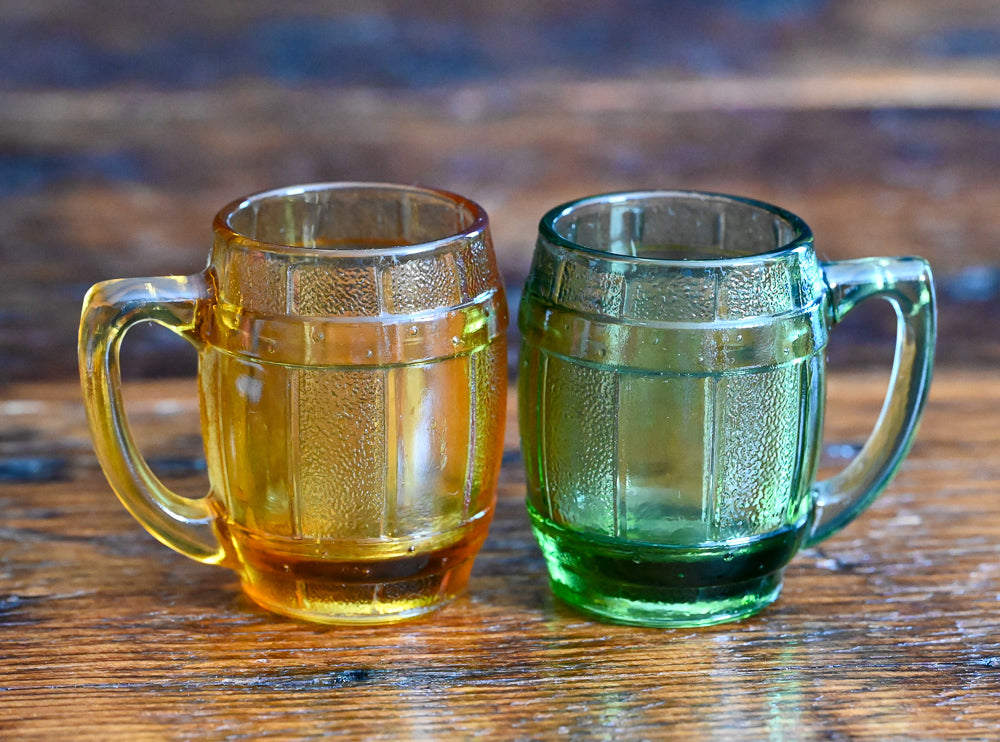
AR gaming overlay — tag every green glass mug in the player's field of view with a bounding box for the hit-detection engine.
[80,183,508,624]
[518,190,936,627]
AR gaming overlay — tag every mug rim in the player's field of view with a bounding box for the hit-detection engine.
[539,189,813,264]
[213,181,490,257]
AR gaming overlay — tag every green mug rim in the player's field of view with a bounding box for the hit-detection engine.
[539,189,814,265]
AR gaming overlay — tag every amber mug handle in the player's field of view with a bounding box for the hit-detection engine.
[78,272,229,565]
[807,256,936,547]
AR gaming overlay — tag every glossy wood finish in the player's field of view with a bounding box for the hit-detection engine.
[1,370,998,739]
[3,1,1000,738]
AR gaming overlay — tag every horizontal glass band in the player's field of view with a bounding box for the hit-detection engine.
[203,289,506,367]
[518,296,828,374]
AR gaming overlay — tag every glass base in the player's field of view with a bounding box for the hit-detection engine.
[549,569,783,628]
[530,505,804,627]
[228,522,488,625]
[242,586,459,625]
[239,556,474,625]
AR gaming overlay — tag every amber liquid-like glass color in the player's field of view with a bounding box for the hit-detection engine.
[79,183,509,624]
[229,518,491,623]
[201,338,506,624]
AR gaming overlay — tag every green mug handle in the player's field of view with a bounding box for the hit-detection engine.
[808,257,936,547]
[78,273,229,565]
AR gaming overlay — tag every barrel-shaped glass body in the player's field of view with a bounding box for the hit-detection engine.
[202,185,507,622]
[518,192,828,625]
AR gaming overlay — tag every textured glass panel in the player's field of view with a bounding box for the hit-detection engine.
[456,235,496,300]
[541,355,617,533]
[293,262,379,317]
[627,270,718,322]
[713,365,802,538]
[556,259,625,317]
[718,262,794,319]
[383,254,462,313]
[222,250,288,315]
[295,367,387,540]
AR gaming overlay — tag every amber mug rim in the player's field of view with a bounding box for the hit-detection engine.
[213,181,490,258]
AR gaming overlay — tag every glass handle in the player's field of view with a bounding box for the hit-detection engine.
[78,274,229,565]
[807,257,936,547]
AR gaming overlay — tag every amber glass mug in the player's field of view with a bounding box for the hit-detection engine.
[80,183,508,624]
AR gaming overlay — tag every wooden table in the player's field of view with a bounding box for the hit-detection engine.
[1,368,997,740]
[3,2,1000,738]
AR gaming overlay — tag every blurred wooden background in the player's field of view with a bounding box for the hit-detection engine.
[1,0,999,382]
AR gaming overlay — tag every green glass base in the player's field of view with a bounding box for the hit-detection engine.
[529,505,806,627]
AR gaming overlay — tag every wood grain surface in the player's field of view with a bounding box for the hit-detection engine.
[2,2,1000,739]
[1,370,998,740]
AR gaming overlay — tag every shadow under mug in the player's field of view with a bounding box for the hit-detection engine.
[518,190,936,627]
[80,182,508,624]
